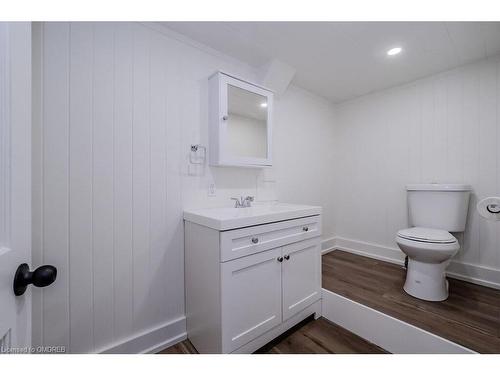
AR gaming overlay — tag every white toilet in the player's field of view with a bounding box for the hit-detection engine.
[396,184,471,301]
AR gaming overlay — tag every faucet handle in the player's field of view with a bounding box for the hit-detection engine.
[243,196,254,207]
[231,196,254,208]
[230,197,242,208]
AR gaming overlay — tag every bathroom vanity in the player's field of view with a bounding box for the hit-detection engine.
[184,204,322,353]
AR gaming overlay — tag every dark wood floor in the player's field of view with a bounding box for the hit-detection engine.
[159,316,387,354]
[160,339,198,354]
[322,250,500,353]
[254,316,387,354]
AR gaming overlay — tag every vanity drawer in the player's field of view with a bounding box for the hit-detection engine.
[220,215,321,262]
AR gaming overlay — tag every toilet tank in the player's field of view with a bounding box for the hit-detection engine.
[407,184,471,232]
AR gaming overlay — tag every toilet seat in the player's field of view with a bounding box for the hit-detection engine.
[397,227,457,244]
[395,236,460,255]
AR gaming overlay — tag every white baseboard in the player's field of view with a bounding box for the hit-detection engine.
[447,261,500,290]
[321,236,337,254]
[334,236,406,265]
[99,316,187,354]
[322,236,500,290]
[321,289,474,354]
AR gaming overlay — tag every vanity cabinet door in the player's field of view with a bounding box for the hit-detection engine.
[221,248,282,353]
[282,238,321,321]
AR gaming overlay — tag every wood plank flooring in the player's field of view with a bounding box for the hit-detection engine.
[322,250,500,353]
[159,339,198,354]
[159,317,387,354]
[254,316,387,354]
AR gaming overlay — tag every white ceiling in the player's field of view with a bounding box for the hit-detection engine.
[161,22,500,103]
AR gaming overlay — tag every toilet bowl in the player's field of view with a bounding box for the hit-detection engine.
[396,184,470,301]
[396,227,459,301]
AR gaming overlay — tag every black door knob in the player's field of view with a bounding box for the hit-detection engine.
[13,263,57,296]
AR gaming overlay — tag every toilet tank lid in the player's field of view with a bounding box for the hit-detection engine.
[406,184,471,192]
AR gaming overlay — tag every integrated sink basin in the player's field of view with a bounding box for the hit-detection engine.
[183,203,322,230]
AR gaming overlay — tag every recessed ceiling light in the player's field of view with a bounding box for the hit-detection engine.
[260,102,268,108]
[387,47,402,56]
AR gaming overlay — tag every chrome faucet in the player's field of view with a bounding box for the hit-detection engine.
[231,196,254,208]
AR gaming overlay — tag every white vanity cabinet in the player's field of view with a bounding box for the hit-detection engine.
[184,204,322,354]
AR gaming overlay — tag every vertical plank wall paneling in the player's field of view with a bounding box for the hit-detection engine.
[113,22,134,344]
[68,22,93,353]
[32,22,196,353]
[462,65,481,265]
[92,22,115,351]
[478,61,498,267]
[335,55,500,277]
[41,22,70,349]
[148,29,169,326]
[131,24,151,335]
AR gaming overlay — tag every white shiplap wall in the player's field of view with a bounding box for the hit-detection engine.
[31,22,250,353]
[32,22,337,353]
[334,55,500,285]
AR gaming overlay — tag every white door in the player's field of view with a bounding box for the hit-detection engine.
[282,239,321,321]
[221,248,283,353]
[0,22,32,354]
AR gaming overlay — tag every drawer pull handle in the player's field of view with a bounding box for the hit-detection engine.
[302,226,309,232]
[284,254,290,260]
[277,256,284,262]
[251,237,259,244]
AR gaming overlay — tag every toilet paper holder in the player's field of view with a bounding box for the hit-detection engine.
[477,197,500,221]
[487,203,500,214]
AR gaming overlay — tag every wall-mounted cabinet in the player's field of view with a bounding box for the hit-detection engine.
[209,72,273,167]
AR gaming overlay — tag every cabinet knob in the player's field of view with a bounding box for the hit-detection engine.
[251,237,259,244]
[277,256,283,262]
[284,254,290,260]
[222,115,228,121]
[302,226,309,232]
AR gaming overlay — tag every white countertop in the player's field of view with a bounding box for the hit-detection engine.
[183,203,322,230]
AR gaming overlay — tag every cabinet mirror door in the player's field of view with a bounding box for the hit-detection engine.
[209,72,273,167]
[226,84,269,160]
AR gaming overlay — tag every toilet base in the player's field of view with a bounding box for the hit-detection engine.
[403,259,450,301]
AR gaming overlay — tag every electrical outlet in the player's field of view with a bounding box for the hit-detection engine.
[208,182,216,197]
